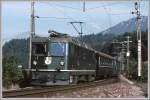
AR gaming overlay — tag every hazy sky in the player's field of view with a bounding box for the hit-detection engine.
[2,1,148,42]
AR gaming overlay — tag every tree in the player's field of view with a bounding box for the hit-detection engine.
[3,56,23,89]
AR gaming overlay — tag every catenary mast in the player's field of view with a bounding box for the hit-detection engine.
[29,1,35,69]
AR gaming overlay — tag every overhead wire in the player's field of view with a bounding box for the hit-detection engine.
[38,2,117,36]
[140,0,147,16]
[42,2,81,11]
[86,2,123,11]
[37,17,72,20]
[3,1,147,54]
[34,1,147,37]
[41,2,82,36]
[41,2,79,21]
[40,2,127,32]
[85,2,138,11]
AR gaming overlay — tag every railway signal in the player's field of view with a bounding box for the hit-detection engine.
[132,2,142,77]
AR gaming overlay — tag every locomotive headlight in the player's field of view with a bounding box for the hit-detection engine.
[45,57,52,65]
[60,61,64,66]
[33,60,37,65]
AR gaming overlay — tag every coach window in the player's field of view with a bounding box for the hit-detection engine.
[108,59,110,65]
[106,59,108,65]
[103,58,105,65]
[70,44,74,55]
[107,59,108,65]
[103,58,104,65]
[102,57,104,65]
[101,57,103,65]
[99,57,100,65]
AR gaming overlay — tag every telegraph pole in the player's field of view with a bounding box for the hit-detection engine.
[112,41,126,72]
[132,2,142,76]
[112,37,132,75]
[124,36,132,77]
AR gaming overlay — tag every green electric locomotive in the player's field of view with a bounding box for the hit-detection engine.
[28,30,120,85]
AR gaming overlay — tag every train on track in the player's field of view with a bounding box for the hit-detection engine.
[25,30,121,86]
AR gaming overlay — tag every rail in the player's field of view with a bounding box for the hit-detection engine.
[3,78,119,98]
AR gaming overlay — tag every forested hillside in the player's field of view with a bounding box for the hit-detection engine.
[3,39,29,68]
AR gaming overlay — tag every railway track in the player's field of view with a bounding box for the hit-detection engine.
[3,78,119,98]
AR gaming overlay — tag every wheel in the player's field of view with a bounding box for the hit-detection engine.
[69,75,78,84]
[74,75,78,84]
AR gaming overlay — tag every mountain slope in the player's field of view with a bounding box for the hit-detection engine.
[100,16,148,35]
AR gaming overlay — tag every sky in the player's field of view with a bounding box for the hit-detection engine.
[2,0,148,43]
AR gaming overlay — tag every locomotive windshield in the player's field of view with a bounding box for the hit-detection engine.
[50,42,65,56]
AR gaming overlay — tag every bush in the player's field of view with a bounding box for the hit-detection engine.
[140,62,148,82]
[128,60,148,82]
[3,56,23,89]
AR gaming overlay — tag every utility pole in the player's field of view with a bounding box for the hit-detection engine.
[112,41,126,72]
[120,43,126,73]
[124,36,132,77]
[132,2,142,76]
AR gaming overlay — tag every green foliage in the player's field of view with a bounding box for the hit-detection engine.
[128,60,138,80]
[128,61,148,82]
[3,56,23,89]
[140,62,148,82]
[82,33,116,54]
[3,39,29,68]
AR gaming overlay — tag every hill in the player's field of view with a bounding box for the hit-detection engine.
[100,16,148,35]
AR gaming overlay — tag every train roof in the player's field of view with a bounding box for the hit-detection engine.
[32,36,49,42]
[96,51,114,59]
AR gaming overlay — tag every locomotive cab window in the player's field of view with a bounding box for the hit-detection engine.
[50,42,66,56]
